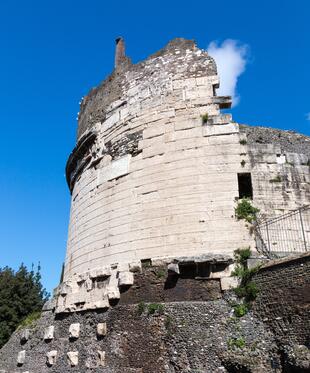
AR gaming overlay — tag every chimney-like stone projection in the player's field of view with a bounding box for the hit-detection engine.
[114,36,126,68]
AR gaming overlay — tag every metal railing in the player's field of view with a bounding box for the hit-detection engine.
[254,205,310,258]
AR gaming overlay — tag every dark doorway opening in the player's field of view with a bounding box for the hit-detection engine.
[238,173,253,199]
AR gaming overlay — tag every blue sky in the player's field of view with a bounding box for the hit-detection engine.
[0,0,308,292]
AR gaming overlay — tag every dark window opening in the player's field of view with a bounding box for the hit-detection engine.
[211,263,227,273]
[179,263,196,279]
[179,262,212,279]
[238,173,253,199]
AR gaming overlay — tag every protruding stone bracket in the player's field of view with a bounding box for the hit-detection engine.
[213,95,232,109]
[43,326,54,341]
[17,350,26,366]
[97,322,107,338]
[69,323,80,340]
[20,329,30,344]
[46,350,58,367]
[67,351,79,367]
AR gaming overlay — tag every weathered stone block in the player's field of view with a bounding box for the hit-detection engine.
[67,351,79,367]
[98,350,106,366]
[107,286,120,300]
[118,271,134,286]
[168,262,180,274]
[20,329,30,343]
[220,277,239,291]
[46,350,58,366]
[17,350,26,365]
[97,322,107,337]
[44,325,54,341]
[69,323,80,339]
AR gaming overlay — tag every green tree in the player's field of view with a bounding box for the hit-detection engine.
[0,263,49,348]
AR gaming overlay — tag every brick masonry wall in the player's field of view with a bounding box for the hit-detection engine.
[119,265,222,304]
[253,253,310,346]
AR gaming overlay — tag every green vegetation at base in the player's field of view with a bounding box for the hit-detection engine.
[147,303,164,315]
[0,264,49,348]
[228,336,246,349]
[231,248,260,317]
[155,269,166,278]
[137,302,165,316]
[137,301,146,315]
[232,303,248,317]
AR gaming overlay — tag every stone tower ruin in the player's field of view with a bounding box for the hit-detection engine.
[1,37,309,373]
[60,37,310,314]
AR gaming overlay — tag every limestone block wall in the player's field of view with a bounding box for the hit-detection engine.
[65,40,252,281]
[239,128,310,216]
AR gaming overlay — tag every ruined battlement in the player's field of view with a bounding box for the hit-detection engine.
[77,38,219,139]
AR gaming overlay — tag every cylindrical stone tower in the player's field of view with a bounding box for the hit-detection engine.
[58,38,252,312]
[57,38,310,313]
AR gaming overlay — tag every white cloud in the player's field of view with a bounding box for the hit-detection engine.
[306,113,310,121]
[207,39,248,107]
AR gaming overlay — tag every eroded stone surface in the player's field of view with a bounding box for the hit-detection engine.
[43,326,54,341]
[69,323,80,339]
[118,271,134,286]
[20,329,30,343]
[97,350,106,367]
[17,350,25,365]
[67,351,78,367]
[97,322,107,337]
[46,350,57,366]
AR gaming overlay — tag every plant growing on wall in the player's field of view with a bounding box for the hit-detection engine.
[231,248,260,317]
[235,198,259,223]
[201,113,209,124]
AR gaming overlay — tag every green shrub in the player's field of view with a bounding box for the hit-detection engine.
[239,139,247,145]
[232,248,260,305]
[228,337,246,349]
[201,113,209,124]
[235,198,259,223]
[148,303,164,315]
[155,269,166,278]
[233,303,248,317]
[137,301,146,315]
[234,247,251,266]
